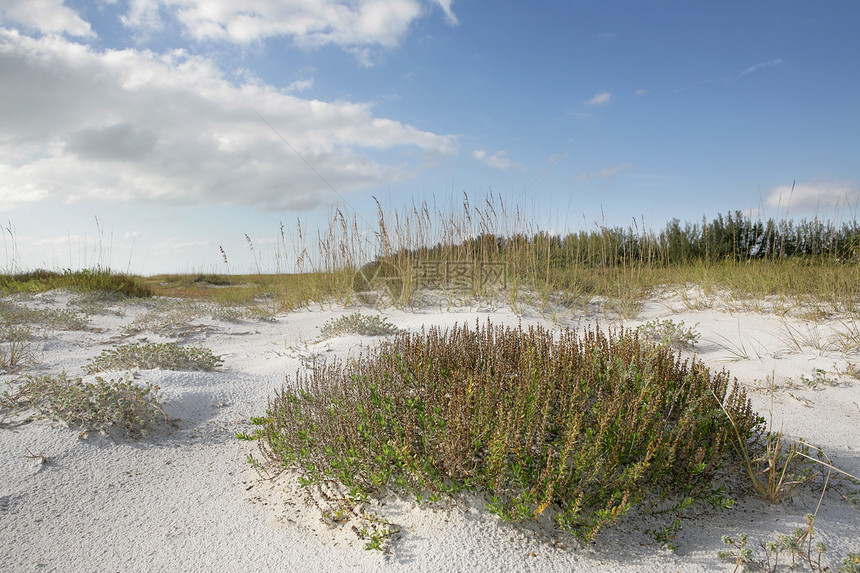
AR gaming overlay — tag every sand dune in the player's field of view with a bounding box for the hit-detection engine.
[2,290,858,572]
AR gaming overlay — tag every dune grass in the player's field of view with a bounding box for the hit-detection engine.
[0,268,152,299]
[56,195,851,319]
[4,196,856,315]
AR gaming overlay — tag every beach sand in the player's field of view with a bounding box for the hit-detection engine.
[2,289,858,572]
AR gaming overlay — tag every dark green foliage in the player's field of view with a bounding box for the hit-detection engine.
[251,320,761,541]
[390,212,859,275]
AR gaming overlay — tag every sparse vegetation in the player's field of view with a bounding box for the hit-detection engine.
[720,515,860,572]
[0,299,89,331]
[110,198,858,315]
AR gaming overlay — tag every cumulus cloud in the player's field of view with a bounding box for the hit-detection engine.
[472,149,522,171]
[0,0,94,37]
[0,29,457,213]
[765,179,860,213]
[120,0,457,51]
[584,91,611,106]
[575,163,633,186]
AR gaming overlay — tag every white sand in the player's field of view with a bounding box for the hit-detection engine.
[1,289,858,572]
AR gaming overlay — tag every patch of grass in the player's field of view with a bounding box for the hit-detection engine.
[829,318,860,355]
[84,341,223,374]
[140,272,326,312]
[0,268,152,298]
[248,320,759,542]
[0,324,35,374]
[195,198,859,314]
[208,303,275,323]
[1,372,167,437]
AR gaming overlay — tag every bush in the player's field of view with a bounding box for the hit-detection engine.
[318,312,399,339]
[637,319,700,351]
[250,320,761,541]
[1,372,167,437]
[85,341,223,373]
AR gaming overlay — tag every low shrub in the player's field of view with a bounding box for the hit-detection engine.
[637,318,700,351]
[249,320,761,541]
[85,341,223,373]
[1,372,167,437]
[318,312,399,339]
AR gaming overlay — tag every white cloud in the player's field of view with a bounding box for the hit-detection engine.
[0,0,94,37]
[0,29,457,212]
[584,91,611,106]
[121,0,457,52]
[434,0,459,25]
[286,77,314,93]
[765,179,859,212]
[740,58,784,77]
[120,0,164,31]
[0,184,50,213]
[472,149,522,171]
[574,163,633,186]
[635,89,649,96]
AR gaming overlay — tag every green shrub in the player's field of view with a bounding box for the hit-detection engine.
[1,372,167,437]
[318,312,399,339]
[85,341,223,373]
[250,320,760,541]
[637,319,700,350]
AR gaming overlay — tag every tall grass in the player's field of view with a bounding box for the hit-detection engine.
[268,194,859,313]
[3,195,857,314]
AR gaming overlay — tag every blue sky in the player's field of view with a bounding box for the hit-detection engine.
[2,1,858,274]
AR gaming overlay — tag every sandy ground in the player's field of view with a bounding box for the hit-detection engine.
[1,289,858,572]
